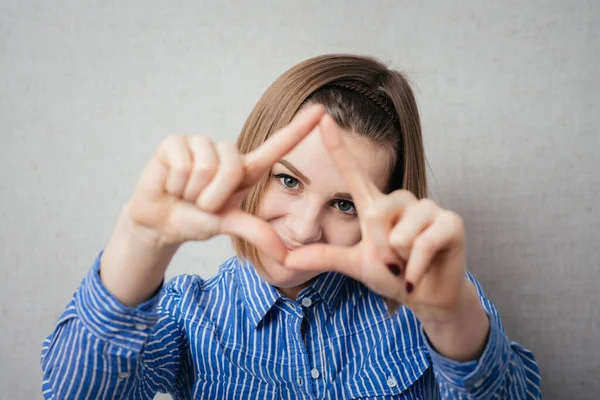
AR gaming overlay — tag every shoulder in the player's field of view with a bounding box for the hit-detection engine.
[159,256,241,304]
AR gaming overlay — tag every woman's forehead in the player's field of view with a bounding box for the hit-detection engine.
[278,128,392,192]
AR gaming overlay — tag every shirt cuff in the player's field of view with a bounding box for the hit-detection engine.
[74,250,164,352]
[423,312,511,394]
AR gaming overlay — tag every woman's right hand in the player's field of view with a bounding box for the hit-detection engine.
[127,104,326,261]
[98,104,325,307]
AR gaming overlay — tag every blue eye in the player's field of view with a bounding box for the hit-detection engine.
[273,173,300,190]
[333,200,356,216]
[282,176,298,188]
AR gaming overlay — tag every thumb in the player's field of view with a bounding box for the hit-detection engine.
[284,243,361,276]
[219,210,288,264]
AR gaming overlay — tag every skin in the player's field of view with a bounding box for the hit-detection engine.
[100,104,489,363]
[100,105,328,310]
[255,125,392,299]
[279,115,490,361]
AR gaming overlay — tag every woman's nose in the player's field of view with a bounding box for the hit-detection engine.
[288,205,323,245]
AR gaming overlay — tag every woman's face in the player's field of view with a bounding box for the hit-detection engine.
[256,125,393,290]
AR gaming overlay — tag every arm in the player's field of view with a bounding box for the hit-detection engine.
[422,273,542,399]
[41,252,190,399]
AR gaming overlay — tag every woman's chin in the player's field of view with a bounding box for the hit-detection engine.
[256,254,320,288]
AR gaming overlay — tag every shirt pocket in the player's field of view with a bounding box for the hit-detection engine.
[193,373,280,400]
[345,346,430,399]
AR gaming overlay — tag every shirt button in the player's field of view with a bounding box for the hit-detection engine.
[118,372,130,380]
[473,378,485,388]
[301,298,313,307]
[386,377,397,388]
[134,323,148,331]
[310,369,320,379]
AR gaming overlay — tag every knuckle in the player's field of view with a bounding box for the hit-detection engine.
[415,235,434,253]
[189,135,212,150]
[419,198,438,213]
[191,134,210,143]
[162,134,184,146]
[172,162,191,177]
[193,162,216,179]
[444,211,465,232]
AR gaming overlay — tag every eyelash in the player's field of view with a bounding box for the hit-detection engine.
[271,173,357,218]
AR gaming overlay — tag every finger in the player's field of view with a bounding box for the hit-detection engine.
[167,200,221,242]
[319,114,380,207]
[283,243,361,275]
[182,136,218,202]
[136,156,169,199]
[242,104,325,185]
[362,190,418,265]
[219,210,288,264]
[389,198,438,261]
[374,190,418,220]
[404,211,464,287]
[196,142,244,213]
[156,135,193,197]
[222,186,252,210]
[286,243,406,301]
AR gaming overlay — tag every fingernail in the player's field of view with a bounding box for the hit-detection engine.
[386,264,401,276]
[406,282,414,293]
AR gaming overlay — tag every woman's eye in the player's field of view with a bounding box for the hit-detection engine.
[273,174,300,190]
[333,200,356,215]
[282,176,298,188]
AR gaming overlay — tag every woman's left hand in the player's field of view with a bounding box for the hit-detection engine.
[283,115,471,323]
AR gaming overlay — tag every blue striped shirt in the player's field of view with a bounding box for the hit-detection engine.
[41,252,541,399]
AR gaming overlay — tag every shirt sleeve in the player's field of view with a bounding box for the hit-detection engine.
[41,250,191,399]
[422,272,542,399]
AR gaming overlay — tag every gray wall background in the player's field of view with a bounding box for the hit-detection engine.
[1,0,598,399]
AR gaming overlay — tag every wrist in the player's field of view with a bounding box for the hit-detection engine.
[99,204,179,307]
[412,279,473,326]
[418,280,490,362]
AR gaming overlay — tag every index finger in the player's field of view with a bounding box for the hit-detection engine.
[242,104,325,185]
[319,114,381,206]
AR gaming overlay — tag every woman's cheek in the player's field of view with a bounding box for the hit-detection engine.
[323,216,362,247]
[257,187,289,220]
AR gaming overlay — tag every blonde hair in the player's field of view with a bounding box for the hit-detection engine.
[233,54,428,312]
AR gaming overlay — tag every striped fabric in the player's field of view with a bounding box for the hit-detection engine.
[41,252,541,399]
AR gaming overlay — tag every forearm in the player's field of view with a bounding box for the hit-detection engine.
[100,203,179,307]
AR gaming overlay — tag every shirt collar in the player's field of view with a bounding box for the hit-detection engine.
[236,257,349,329]
[303,270,349,314]
[236,258,282,329]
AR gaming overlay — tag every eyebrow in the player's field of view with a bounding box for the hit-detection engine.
[277,160,311,184]
[333,192,353,201]
[276,160,354,202]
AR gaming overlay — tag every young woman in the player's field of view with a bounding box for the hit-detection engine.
[41,54,542,399]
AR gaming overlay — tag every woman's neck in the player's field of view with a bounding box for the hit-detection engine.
[276,280,314,301]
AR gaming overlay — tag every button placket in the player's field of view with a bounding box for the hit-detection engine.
[134,323,148,331]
